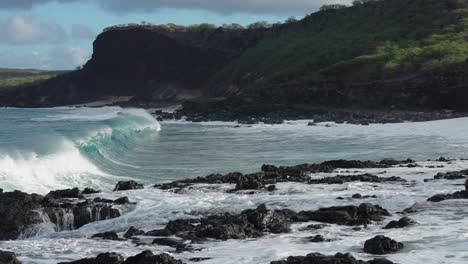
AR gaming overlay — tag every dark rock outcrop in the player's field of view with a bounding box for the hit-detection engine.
[82,188,101,194]
[155,159,413,192]
[364,236,404,254]
[427,179,468,202]
[92,231,122,241]
[308,174,406,185]
[124,226,144,238]
[296,203,390,226]
[271,252,394,264]
[58,253,124,264]
[0,190,121,240]
[46,188,84,199]
[0,251,22,264]
[113,181,144,191]
[58,251,184,264]
[383,217,417,229]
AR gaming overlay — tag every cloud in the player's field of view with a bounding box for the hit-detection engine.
[71,24,96,39]
[98,0,353,14]
[0,15,67,44]
[0,46,91,70]
[0,0,353,14]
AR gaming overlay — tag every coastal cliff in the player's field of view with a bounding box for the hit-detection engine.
[0,0,466,112]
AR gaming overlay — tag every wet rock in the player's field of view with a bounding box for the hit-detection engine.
[433,170,468,180]
[114,181,144,191]
[271,252,394,264]
[145,229,172,237]
[352,193,363,199]
[235,173,264,190]
[427,190,468,202]
[0,251,21,264]
[383,217,416,229]
[296,203,390,226]
[267,185,276,192]
[113,197,131,205]
[92,231,122,241]
[58,252,124,264]
[152,238,192,251]
[299,224,328,231]
[309,174,406,185]
[308,235,327,242]
[364,235,404,254]
[0,190,120,240]
[123,250,184,264]
[124,226,144,238]
[82,188,101,194]
[189,257,211,262]
[46,188,83,199]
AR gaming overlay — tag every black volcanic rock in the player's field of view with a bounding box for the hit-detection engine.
[46,188,83,199]
[124,226,144,238]
[308,174,406,185]
[58,253,124,264]
[364,236,404,254]
[82,188,101,194]
[0,190,120,240]
[296,203,390,226]
[122,251,184,264]
[92,231,122,241]
[0,251,22,264]
[383,217,416,229]
[113,181,144,191]
[271,252,394,264]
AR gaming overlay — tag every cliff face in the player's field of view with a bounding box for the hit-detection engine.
[5,26,267,107]
[1,0,467,110]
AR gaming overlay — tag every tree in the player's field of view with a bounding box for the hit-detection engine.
[247,21,271,29]
[319,4,348,11]
[285,17,297,23]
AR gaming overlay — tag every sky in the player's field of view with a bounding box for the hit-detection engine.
[0,0,352,70]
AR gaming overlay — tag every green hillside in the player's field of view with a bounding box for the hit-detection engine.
[212,0,467,95]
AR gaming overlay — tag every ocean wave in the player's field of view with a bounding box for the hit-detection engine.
[0,108,160,194]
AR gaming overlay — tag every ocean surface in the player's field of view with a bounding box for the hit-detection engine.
[1,107,468,263]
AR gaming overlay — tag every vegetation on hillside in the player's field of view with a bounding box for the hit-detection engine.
[0,75,55,91]
[210,0,467,93]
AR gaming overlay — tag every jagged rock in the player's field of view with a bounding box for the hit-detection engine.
[92,231,122,241]
[46,188,83,199]
[123,251,184,264]
[427,190,468,202]
[309,174,406,185]
[58,251,184,264]
[144,229,172,237]
[82,188,101,194]
[124,226,144,238]
[0,251,21,264]
[271,252,394,264]
[58,252,124,264]
[383,217,416,229]
[235,173,264,190]
[113,181,144,191]
[296,203,390,226]
[113,197,131,205]
[364,235,404,254]
[433,170,468,180]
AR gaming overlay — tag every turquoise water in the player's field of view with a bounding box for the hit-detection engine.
[1,107,468,193]
[2,107,468,264]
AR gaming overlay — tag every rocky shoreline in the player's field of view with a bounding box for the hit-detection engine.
[148,99,468,125]
[2,157,468,263]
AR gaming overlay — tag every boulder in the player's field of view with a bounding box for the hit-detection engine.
[82,188,101,194]
[91,232,122,241]
[46,188,83,199]
[124,226,144,238]
[113,181,144,191]
[58,252,124,264]
[271,252,394,264]
[383,217,416,229]
[0,251,21,264]
[364,235,404,254]
[122,251,184,264]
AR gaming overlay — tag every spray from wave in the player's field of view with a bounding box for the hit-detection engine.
[0,107,160,194]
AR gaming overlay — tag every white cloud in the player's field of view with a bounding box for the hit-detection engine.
[0,0,353,14]
[0,46,91,70]
[0,15,67,44]
[71,24,96,39]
